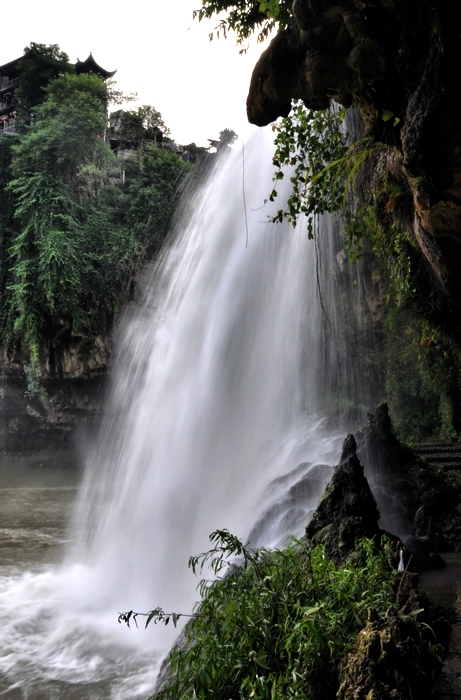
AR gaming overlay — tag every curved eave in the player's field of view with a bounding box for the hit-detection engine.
[75,54,116,79]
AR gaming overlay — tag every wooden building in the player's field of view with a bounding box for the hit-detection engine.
[0,52,115,135]
[0,57,20,134]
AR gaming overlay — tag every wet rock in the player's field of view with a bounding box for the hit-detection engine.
[305,434,382,562]
[268,461,312,489]
[338,610,429,700]
[0,374,106,461]
[1,329,111,461]
[402,535,447,570]
[247,26,310,126]
[246,0,461,341]
[247,0,419,128]
[287,463,333,502]
[360,404,458,551]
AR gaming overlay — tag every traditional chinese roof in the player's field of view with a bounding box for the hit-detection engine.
[75,53,116,79]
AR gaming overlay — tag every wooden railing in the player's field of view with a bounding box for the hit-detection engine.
[0,77,19,93]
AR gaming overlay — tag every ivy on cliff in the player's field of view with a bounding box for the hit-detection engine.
[0,49,196,390]
[6,73,115,373]
[0,137,16,342]
[362,192,461,442]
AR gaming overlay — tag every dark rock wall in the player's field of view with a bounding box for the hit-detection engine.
[1,331,110,464]
[247,0,461,344]
[306,433,382,560]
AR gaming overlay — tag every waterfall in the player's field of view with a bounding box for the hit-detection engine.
[0,127,372,698]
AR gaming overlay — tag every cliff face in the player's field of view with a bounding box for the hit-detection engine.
[247,0,461,344]
[0,328,111,465]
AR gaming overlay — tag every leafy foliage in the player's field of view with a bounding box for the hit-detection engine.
[384,310,461,442]
[193,0,292,50]
[120,530,401,700]
[6,73,114,369]
[218,128,238,146]
[0,137,16,340]
[268,102,378,242]
[15,73,112,192]
[355,196,461,442]
[115,148,194,255]
[16,42,74,113]
[8,173,82,366]
[116,105,171,143]
[0,67,196,387]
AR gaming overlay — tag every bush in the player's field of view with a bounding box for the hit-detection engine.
[121,531,397,700]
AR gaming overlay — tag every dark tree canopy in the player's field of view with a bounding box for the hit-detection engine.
[219,128,238,146]
[16,42,75,113]
[117,105,171,143]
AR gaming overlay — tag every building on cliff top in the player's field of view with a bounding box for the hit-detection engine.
[0,52,116,135]
[0,58,20,134]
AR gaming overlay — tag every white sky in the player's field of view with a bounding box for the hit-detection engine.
[0,0,268,146]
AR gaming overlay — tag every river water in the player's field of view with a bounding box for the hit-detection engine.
[0,462,165,698]
[0,128,368,698]
[0,464,80,578]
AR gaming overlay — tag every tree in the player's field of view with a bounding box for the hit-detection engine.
[6,73,115,375]
[16,42,74,113]
[138,105,171,139]
[117,105,171,144]
[34,73,112,192]
[219,128,238,146]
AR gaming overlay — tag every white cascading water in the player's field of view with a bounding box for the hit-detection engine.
[0,127,368,699]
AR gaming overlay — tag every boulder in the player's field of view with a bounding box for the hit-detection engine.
[305,433,382,561]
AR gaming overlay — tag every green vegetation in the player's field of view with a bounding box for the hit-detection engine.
[0,43,197,391]
[385,310,461,442]
[193,0,292,50]
[16,42,74,114]
[8,73,113,372]
[362,198,461,442]
[0,138,15,343]
[269,102,352,238]
[115,105,171,143]
[120,530,442,700]
[193,4,461,442]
